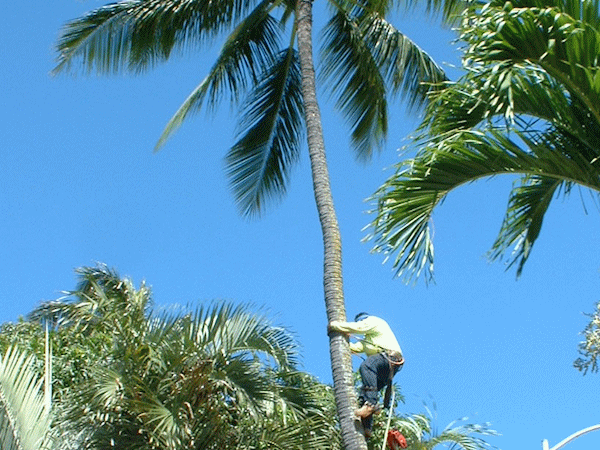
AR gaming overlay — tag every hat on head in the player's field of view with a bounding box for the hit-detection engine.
[354,312,369,322]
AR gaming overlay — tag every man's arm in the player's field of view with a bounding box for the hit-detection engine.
[349,340,368,354]
[328,319,374,335]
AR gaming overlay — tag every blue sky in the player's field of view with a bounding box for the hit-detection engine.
[2,1,599,449]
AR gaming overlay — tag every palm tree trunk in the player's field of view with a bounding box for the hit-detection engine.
[296,1,367,449]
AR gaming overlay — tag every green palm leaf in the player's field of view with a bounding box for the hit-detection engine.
[320,9,389,159]
[180,301,299,371]
[155,0,284,150]
[320,7,447,159]
[54,0,267,74]
[490,175,561,276]
[31,264,151,339]
[0,347,53,450]
[461,0,600,123]
[361,13,447,110]
[226,47,304,217]
[369,126,600,282]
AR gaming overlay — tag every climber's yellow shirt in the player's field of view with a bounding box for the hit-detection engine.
[329,315,401,356]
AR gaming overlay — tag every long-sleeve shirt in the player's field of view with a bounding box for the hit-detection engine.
[329,315,402,356]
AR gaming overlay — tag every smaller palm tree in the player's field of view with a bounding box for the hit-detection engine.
[32,264,338,450]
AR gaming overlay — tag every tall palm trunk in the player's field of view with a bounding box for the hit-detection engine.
[296,1,367,449]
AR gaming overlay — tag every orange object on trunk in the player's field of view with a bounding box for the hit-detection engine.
[386,429,407,449]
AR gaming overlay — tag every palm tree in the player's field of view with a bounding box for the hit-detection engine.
[53,1,458,446]
[368,0,600,283]
[0,346,54,450]
[33,264,339,450]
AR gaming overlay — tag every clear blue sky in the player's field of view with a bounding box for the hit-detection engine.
[2,1,599,449]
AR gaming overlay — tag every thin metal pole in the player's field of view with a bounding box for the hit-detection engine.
[380,389,396,450]
[542,424,600,450]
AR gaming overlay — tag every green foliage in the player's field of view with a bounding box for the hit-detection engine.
[574,300,600,374]
[366,402,498,450]
[226,46,305,216]
[1,264,340,450]
[320,6,449,160]
[367,0,600,283]
[0,346,54,450]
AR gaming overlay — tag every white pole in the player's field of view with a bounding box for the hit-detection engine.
[380,389,396,450]
[44,321,52,413]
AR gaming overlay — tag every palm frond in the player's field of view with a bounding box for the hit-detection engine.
[136,399,183,449]
[488,118,600,275]
[187,302,299,370]
[460,0,600,124]
[367,159,439,284]
[30,264,151,337]
[420,64,566,135]
[89,367,125,410]
[361,13,448,110]
[155,1,284,151]
[54,0,268,74]
[429,428,495,450]
[226,47,304,217]
[320,9,388,160]
[0,347,53,450]
[368,128,600,282]
[320,7,448,160]
[429,417,498,450]
[489,175,561,277]
[147,301,300,419]
[333,0,466,22]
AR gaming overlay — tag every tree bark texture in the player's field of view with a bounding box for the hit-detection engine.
[296,1,367,449]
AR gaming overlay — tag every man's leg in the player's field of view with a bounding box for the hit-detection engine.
[356,355,380,415]
[355,354,386,437]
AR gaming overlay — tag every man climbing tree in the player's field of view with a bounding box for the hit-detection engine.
[328,312,404,438]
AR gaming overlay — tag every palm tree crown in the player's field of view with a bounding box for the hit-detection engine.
[54,0,449,217]
[368,0,600,283]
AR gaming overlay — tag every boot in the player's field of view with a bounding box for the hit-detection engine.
[355,403,377,418]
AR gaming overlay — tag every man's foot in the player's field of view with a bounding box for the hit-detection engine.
[355,403,376,418]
